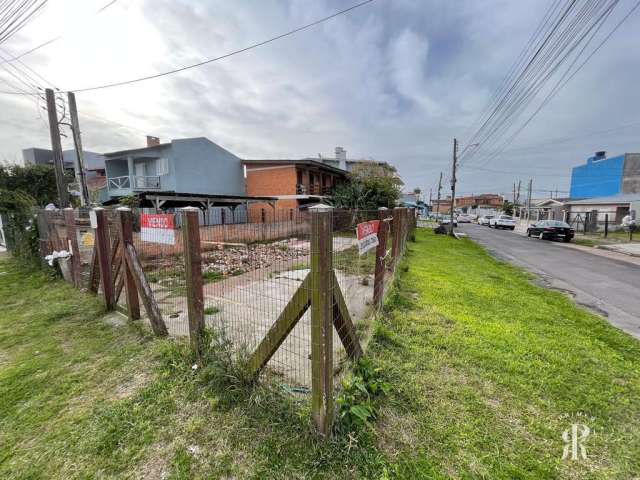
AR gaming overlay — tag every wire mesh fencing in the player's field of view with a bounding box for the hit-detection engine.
[30,205,416,432]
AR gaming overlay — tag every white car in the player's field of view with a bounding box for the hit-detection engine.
[440,217,458,227]
[478,215,494,226]
[489,215,516,230]
[457,214,473,223]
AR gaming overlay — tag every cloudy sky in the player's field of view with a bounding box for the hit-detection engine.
[1,0,639,199]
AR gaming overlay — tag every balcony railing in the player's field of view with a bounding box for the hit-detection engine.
[133,175,161,190]
[108,176,130,190]
[108,175,161,191]
[296,183,332,195]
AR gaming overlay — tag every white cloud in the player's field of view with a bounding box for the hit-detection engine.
[0,0,639,196]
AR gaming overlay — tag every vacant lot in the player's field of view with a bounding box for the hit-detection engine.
[1,228,639,478]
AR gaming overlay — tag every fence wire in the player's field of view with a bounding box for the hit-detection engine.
[31,206,415,397]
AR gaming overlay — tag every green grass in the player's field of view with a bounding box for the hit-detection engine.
[574,238,600,247]
[202,270,223,283]
[334,245,376,276]
[369,230,640,478]
[573,229,638,247]
[1,227,639,479]
[204,305,220,315]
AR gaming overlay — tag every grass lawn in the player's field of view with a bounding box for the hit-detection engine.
[370,230,640,478]
[1,226,639,479]
[574,229,638,247]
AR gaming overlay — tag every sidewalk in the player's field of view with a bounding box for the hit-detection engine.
[598,242,640,257]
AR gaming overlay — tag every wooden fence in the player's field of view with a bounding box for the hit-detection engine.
[33,206,416,436]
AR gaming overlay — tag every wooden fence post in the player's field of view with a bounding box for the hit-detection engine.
[93,208,115,310]
[63,208,81,288]
[181,207,205,359]
[373,208,390,309]
[117,208,140,321]
[310,209,333,437]
[391,207,403,268]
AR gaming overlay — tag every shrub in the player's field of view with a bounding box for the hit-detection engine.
[335,357,389,433]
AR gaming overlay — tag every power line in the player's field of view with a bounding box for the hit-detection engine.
[0,0,121,65]
[458,0,625,170]
[68,0,377,93]
[0,0,48,46]
[463,0,633,170]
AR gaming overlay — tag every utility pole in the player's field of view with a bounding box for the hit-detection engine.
[527,178,533,223]
[436,172,443,221]
[429,188,432,207]
[516,180,521,218]
[68,91,90,206]
[45,88,69,208]
[449,138,458,236]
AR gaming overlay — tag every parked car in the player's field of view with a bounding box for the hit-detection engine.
[527,220,574,242]
[440,217,458,227]
[489,215,516,230]
[478,215,494,226]
[457,213,473,223]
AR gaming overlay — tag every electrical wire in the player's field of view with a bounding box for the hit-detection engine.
[1,0,121,64]
[67,0,377,93]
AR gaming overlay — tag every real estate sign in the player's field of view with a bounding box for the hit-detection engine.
[356,220,379,255]
[141,214,175,245]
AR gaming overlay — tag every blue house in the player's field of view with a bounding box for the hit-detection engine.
[101,137,275,224]
[570,151,640,199]
[104,137,245,199]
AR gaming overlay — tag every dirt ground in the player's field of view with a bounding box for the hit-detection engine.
[126,236,375,387]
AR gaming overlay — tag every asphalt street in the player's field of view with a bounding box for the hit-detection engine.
[458,223,640,339]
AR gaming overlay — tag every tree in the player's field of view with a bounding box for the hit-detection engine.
[501,200,515,216]
[330,164,401,210]
[0,164,73,206]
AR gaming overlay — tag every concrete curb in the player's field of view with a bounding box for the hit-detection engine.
[597,244,640,258]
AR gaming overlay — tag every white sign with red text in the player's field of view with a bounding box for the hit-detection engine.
[356,220,380,255]
[141,214,175,245]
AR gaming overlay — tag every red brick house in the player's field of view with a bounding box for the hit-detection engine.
[242,159,348,222]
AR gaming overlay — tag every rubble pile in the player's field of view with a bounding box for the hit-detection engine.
[202,239,309,276]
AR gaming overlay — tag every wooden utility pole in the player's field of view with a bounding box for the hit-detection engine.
[45,88,69,207]
[527,178,533,222]
[68,91,90,206]
[436,172,443,220]
[449,138,458,235]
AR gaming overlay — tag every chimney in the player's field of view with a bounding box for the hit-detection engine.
[146,135,160,147]
[335,146,347,170]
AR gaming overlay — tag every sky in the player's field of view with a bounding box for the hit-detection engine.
[1,0,639,200]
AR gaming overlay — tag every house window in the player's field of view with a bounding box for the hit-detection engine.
[261,208,266,223]
[290,209,293,221]
[221,209,226,225]
[156,157,169,175]
[297,170,303,185]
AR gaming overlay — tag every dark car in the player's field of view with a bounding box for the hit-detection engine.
[527,220,575,242]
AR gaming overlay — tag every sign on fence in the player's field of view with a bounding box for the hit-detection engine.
[141,214,175,245]
[89,210,97,229]
[356,220,379,255]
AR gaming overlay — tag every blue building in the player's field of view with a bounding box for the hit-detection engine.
[104,137,245,199]
[570,151,640,199]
